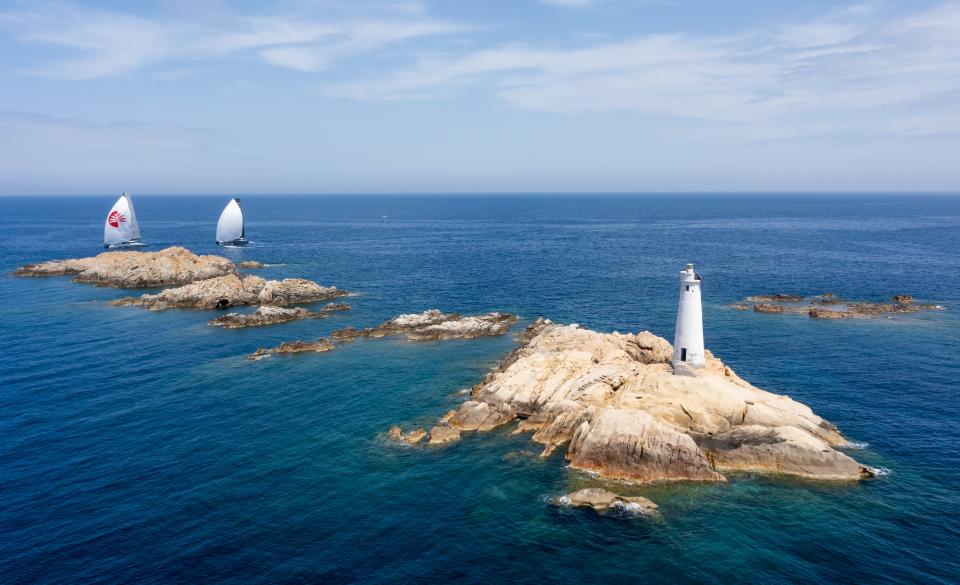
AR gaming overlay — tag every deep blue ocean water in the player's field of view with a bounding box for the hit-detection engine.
[1,194,958,584]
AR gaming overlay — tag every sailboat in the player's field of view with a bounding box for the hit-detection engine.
[216,198,247,246]
[103,192,143,248]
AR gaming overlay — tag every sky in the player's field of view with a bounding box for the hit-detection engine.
[0,0,958,194]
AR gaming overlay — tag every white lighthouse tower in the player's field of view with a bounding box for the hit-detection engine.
[673,263,705,370]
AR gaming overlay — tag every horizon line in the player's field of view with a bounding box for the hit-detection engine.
[2,191,959,198]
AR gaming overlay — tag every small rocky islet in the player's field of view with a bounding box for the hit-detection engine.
[733,292,944,319]
[247,310,519,359]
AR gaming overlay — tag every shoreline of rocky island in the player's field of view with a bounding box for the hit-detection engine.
[389,318,873,486]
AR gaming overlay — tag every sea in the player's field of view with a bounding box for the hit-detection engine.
[1,194,958,584]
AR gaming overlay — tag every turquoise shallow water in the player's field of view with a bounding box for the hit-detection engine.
[1,194,958,584]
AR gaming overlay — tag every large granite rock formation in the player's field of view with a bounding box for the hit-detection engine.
[13,246,235,287]
[332,310,518,342]
[112,274,346,310]
[420,319,870,484]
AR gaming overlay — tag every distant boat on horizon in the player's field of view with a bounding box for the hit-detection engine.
[103,192,143,248]
[216,198,247,246]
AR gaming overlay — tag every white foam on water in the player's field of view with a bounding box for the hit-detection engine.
[841,441,870,450]
[867,466,892,476]
[611,501,656,517]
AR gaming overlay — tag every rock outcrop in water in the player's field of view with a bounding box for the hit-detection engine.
[410,319,870,484]
[112,274,346,310]
[248,339,336,360]
[332,310,518,342]
[558,488,658,515]
[209,303,349,328]
[735,293,944,319]
[13,246,235,288]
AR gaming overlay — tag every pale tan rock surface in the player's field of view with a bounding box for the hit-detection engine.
[558,488,658,514]
[437,319,869,483]
[14,246,235,287]
[332,310,518,342]
[428,426,462,445]
[112,274,345,310]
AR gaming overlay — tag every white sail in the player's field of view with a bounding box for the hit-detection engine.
[104,193,141,247]
[216,198,245,244]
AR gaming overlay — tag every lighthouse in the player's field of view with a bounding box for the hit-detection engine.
[673,263,705,370]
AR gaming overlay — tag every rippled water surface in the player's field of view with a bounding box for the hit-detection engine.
[1,194,959,584]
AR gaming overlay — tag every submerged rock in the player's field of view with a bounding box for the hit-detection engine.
[424,319,869,484]
[558,488,658,514]
[13,246,235,288]
[237,260,264,269]
[746,294,804,302]
[209,302,349,329]
[247,339,336,360]
[332,310,519,342]
[112,274,346,310]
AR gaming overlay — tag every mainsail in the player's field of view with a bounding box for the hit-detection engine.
[103,193,142,247]
[216,198,246,245]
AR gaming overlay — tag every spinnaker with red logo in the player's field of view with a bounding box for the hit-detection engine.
[216,198,247,246]
[103,193,143,248]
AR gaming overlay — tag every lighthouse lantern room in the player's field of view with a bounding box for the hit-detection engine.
[673,263,705,370]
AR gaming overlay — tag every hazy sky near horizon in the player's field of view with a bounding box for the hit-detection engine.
[1,0,959,194]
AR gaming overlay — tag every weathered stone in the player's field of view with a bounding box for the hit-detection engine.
[387,426,427,444]
[738,293,943,319]
[14,246,235,287]
[558,488,658,514]
[428,426,461,445]
[746,294,804,302]
[209,302,349,328]
[238,260,264,269]
[113,274,345,310]
[333,310,518,342]
[247,339,336,360]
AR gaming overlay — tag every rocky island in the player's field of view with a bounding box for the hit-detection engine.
[112,274,346,310]
[13,246,236,287]
[248,310,519,360]
[390,319,872,484]
[210,303,349,328]
[248,339,336,360]
[734,293,944,319]
[332,309,519,342]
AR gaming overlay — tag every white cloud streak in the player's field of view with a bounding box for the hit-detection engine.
[0,1,464,78]
[323,2,960,139]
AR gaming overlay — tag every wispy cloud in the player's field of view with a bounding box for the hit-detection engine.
[0,1,464,79]
[320,2,960,139]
